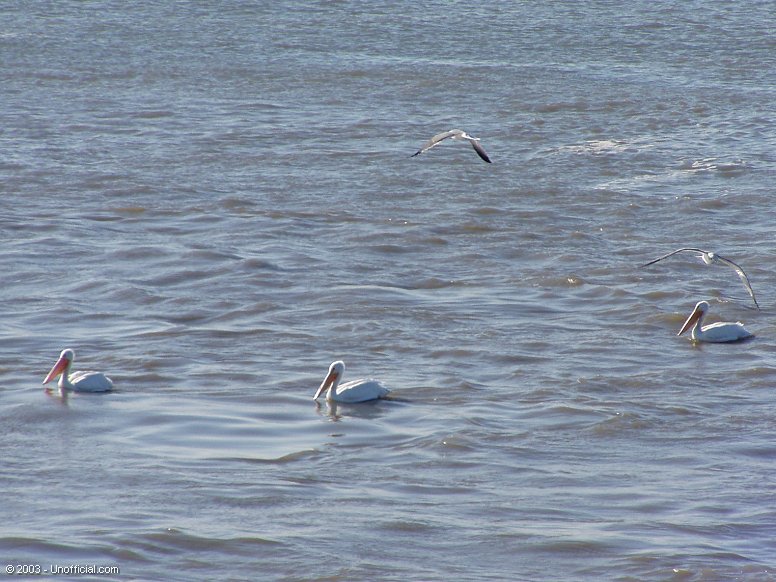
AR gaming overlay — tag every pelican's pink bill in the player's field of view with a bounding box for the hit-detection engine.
[678,306,704,336]
[313,368,338,400]
[43,355,68,385]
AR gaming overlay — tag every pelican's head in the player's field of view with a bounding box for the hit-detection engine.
[43,348,75,385]
[313,360,345,401]
[678,301,710,336]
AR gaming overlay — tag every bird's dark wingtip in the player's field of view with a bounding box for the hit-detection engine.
[471,141,492,163]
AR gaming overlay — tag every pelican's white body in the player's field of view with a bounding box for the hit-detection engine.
[677,301,753,343]
[313,361,390,403]
[43,349,114,392]
[58,370,114,392]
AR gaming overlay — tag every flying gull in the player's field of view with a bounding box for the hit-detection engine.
[640,248,760,310]
[411,129,492,163]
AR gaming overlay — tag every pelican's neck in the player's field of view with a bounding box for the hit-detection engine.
[57,360,74,390]
[326,375,342,401]
[690,312,706,340]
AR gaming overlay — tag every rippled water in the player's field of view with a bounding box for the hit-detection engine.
[2,2,775,580]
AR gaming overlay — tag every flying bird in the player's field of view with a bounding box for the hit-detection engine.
[677,300,753,343]
[313,360,390,403]
[411,129,492,163]
[640,248,759,309]
[42,348,114,392]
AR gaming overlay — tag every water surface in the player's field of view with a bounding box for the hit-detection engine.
[1,2,775,580]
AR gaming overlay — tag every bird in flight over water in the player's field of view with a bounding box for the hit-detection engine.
[640,247,760,310]
[411,129,492,163]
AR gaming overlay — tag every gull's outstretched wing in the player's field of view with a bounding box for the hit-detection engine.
[715,254,760,310]
[411,130,461,157]
[639,248,707,268]
[469,139,492,163]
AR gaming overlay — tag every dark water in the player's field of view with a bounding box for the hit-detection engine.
[2,2,775,580]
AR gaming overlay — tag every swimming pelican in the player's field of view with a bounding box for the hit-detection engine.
[411,129,492,163]
[677,300,753,343]
[641,248,759,309]
[313,361,390,403]
[42,349,114,392]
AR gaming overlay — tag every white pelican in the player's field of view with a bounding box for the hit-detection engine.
[411,129,492,163]
[677,300,753,343]
[313,361,390,403]
[42,349,114,392]
[641,247,759,309]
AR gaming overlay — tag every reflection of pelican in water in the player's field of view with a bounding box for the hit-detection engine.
[677,300,753,343]
[42,349,113,392]
[314,398,392,423]
[45,386,70,406]
[641,248,759,309]
[313,361,390,403]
